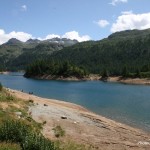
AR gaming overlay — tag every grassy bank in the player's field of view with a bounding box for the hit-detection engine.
[0,85,92,150]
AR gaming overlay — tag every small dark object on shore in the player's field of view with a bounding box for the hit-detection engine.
[61,116,67,119]
[44,104,48,106]
[29,99,34,103]
[29,92,33,95]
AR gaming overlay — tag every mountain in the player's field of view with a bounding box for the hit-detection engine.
[25,39,41,44]
[43,38,78,47]
[4,38,23,45]
[108,28,150,39]
[1,29,150,74]
[49,29,150,75]
[0,38,78,71]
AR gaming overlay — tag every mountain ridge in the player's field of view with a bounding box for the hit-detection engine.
[1,28,150,73]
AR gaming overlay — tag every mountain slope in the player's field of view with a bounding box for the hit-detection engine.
[0,38,78,71]
[50,29,150,75]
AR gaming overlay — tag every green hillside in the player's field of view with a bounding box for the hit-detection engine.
[1,29,150,77]
[0,38,78,71]
[50,29,150,76]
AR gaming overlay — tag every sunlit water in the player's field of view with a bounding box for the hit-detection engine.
[1,72,150,131]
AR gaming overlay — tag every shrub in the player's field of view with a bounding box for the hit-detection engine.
[0,119,56,150]
[0,120,31,143]
[22,133,56,150]
[0,82,2,91]
[53,125,65,138]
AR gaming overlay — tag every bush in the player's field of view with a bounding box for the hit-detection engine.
[0,119,56,150]
[53,125,65,138]
[0,120,31,143]
[0,82,2,91]
[22,133,56,150]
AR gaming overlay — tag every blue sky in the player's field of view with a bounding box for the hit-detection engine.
[0,0,150,44]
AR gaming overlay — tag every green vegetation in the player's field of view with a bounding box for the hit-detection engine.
[24,60,88,79]
[0,89,56,150]
[49,29,150,78]
[0,82,2,91]
[0,38,78,71]
[1,29,150,77]
[0,143,21,150]
[0,90,15,102]
[0,120,56,150]
[53,125,65,138]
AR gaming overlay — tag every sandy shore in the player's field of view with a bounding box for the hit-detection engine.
[106,77,150,85]
[7,88,150,149]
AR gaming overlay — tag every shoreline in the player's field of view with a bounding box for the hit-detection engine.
[106,76,150,85]
[7,88,150,149]
[24,74,150,85]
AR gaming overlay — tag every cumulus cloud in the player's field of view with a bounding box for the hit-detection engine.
[111,12,150,32]
[45,34,60,39]
[0,29,33,44]
[0,29,90,44]
[39,31,91,42]
[62,31,91,42]
[95,20,110,28]
[21,5,27,11]
[109,0,128,6]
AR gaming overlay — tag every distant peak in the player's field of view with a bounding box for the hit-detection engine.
[6,38,22,45]
[26,39,41,43]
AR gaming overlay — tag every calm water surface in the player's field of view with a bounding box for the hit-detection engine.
[1,72,150,131]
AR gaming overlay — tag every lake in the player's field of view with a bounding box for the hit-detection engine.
[1,72,150,131]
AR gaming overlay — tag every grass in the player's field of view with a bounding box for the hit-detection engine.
[0,89,16,102]
[55,141,94,150]
[0,142,21,150]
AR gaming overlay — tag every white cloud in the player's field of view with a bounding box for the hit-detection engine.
[111,12,150,32]
[62,31,91,42]
[109,0,128,6]
[0,29,90,44]
[0,29,33,44]
[95,20,110,28]
[39,31,91,42]
[21,5,27,11]
[121,10,133,15]
[45,34,60,39]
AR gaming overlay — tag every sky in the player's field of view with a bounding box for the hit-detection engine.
[0,0,150,44]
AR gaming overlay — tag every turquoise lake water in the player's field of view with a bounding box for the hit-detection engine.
[0,72,150,131]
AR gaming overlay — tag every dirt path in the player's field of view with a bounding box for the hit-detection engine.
[8,88,150,150]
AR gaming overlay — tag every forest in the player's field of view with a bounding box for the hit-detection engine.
[24,60,88,79]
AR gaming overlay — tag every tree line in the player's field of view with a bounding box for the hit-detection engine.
[24,60,88,79]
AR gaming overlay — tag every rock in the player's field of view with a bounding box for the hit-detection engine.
[44,104,48,106]
[61,116,67,119]
[15,112,22,116]
[138,141,150,145]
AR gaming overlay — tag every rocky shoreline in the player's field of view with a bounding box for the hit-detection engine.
[25,73,150,85]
